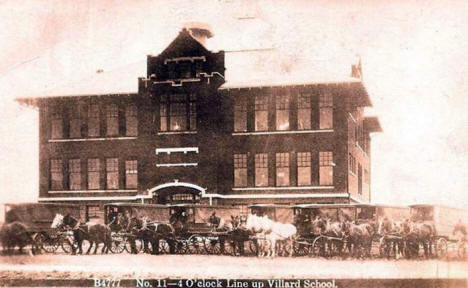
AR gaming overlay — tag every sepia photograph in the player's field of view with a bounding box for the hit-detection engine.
[0,0,467,287]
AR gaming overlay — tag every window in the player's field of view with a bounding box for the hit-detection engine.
[297,92,311,130]
[179,61,192,78]
[358,163,363,195]
[88,104,100,137]
[349,153,356,174]
[50,106,63,139]
[255,153,268,187]
[106,104,119,136]
[234,97,247,132]
[87,205,101,220]
[319,151,333,185]
[319,91,333,129]
[297,152,311,186]
[125,160,138,189]
[68,159,81,190]
[125,105,138,136]
[106,158,119,189]
[50,159,63,190]
[233,154,247,187]
[189,93,197,131]
[276,153,290,186]
[364,169,369,183]
[160,96,168,131]
[69,105,86,138]
[170,94,187,131]
[172,194,194,201]
[255,95,268,131]
[275,93,290,130]
[87,159,100,190]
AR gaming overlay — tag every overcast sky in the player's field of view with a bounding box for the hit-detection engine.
[0,0,467,208]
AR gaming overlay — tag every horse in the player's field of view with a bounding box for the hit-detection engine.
[51,213,112,255]
[245,214,297,258]
[378,218,405,259]
[401,219,434,259]
[0,221,39,256]
[310,217,345,258]
[137,217,176,255]
[342,220,375,258]
[227,215,251,256]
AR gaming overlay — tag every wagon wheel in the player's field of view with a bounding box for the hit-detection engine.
[436,238,448,259]
[109,234,125,254]
[249,239,258,256]
[125,237,143,254]
[35,233,59,253]
[203,237,222,254]
[175,239,188,254]
[60,236,74,254]
[158,239,170,254]
[312,236,327,257]
[293,239,310,256]
[187,235,203,254]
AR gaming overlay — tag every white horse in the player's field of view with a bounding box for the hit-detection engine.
[246,214,296,257]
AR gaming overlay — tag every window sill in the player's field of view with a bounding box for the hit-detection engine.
[48,189,138,194]
[232,186,334,191]
[157,131,197,135]
[232,129,334,136]
[156,163,198,167]
[48,136,137,143]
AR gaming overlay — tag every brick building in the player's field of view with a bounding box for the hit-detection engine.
[18,23,381,218]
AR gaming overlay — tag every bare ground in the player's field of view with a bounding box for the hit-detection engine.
[0,253,467,280]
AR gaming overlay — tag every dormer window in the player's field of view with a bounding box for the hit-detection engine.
[179,61,192,78]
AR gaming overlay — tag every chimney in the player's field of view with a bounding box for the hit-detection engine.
[183,22,214,46]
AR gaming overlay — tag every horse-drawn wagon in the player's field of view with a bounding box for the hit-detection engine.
[408,204,468,259]
[292,204,357,257]
[354,204,410,258]
[3,203,82,253]
[103,203,172,254]
[168,204,241,255]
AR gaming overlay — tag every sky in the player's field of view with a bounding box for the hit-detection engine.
[0,0,467,208]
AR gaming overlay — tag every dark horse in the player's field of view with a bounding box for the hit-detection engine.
[0,221,39,255]
[228,215,251,256]
[401,220,434,259]
[51,213,112,255]
[127,216,176,255]
[342,220,376,258]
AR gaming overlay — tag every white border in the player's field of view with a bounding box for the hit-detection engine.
[155,147,199,154]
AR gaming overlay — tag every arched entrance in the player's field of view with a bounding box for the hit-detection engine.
[148,181,206,204]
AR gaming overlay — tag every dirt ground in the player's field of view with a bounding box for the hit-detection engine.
[0,253,467,280]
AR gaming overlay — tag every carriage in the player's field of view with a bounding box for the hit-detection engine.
[168,204,242,255]
[103,203,172,254]
[409,204,468,259]
[354,204,410,258]
[292,203,357,257]
[4,203,82,253]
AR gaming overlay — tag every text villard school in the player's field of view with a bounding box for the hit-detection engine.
[17,23,381,220]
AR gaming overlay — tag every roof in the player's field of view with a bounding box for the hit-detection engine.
[16,30,369,105]
[364,116,383,133]
[5,202,80,208]
[248,204,292,208]
[104,203,168,208]
[293,203,357,209]
[220,49,362,90]
[169,204,238,209]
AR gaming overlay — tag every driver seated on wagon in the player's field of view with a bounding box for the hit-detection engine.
[209,212,221,228]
